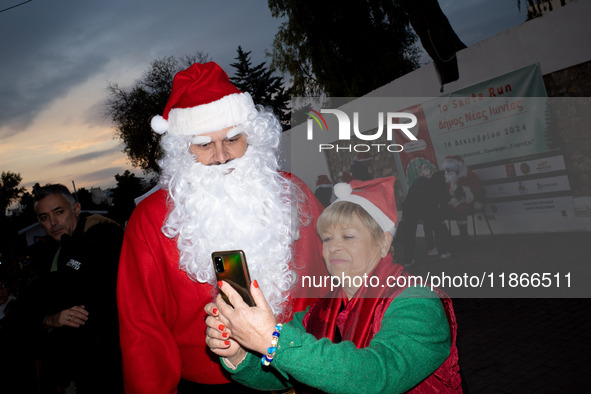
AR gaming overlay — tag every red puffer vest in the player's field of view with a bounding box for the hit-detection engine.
[305,257,463,393]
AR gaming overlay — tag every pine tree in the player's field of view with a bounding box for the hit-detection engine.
[106,52,210,174]
[230,46,292,130]
[0,172,24,217]
[268,0,419,97]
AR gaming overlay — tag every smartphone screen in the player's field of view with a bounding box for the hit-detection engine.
[212,250,255,307]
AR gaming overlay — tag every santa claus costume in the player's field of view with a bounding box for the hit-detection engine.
[117,62,326,393]
[441,155,482,240]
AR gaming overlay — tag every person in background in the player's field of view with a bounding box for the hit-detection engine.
[2,184,124,394]
[0,268,38,394]
[0,270,17,327]
[314,174,333,208]
[396,164,453,266]
[117,62,327,393]
[339,170,354,183]
[424,167,455,257]
[441,155,483,242]
[205,177,462,393]
[350,151,373,181]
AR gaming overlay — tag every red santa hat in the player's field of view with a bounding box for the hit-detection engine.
[333,177,397,235]
[339,171,354,183]
[151,62,257,135]
[441,155,467,176]
[315,175,332,188]
[356,152,372,162]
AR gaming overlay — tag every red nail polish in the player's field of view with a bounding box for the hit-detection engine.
[222,332,228,338]
[253,280,259,289]
[218,323,225,331]
[212,308,218,315]
[224,340,230,346]
[217,280,223,288]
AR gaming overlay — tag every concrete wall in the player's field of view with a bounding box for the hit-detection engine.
[280,0,591,234]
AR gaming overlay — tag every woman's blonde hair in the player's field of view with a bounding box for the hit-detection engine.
[317,201,386,244]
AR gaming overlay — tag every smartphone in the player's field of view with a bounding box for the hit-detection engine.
[212,250,255,307]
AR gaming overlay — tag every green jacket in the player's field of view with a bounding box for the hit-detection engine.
[224,286,451,394]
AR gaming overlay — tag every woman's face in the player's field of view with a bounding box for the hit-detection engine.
[320,214,390,298]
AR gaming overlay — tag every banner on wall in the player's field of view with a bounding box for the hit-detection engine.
[392,64,573,215]
[395,64,548,184]
[292,64,577,217]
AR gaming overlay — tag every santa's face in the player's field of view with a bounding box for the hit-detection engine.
[445,170,459,185]
[189,126,248,165]
[419,164,433,179]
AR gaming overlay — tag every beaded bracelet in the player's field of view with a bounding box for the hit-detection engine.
[261,323,283,366]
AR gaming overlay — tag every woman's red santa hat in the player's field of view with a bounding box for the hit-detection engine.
[332,177,397,235]
[151,62,257,135]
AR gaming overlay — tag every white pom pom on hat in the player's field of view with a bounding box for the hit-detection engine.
[150,62,256,136]
[151,115,169,135]
[333,182,352,198]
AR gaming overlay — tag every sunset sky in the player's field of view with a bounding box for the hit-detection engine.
[0,0,526,191]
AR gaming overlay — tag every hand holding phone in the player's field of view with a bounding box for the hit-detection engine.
[212,250,255,307]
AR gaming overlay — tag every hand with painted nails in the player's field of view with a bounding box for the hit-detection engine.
[204,301,246,364]
[212,280,277,357]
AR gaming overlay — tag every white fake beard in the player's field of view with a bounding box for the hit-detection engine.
[445,170,458,185]
[160,145,296,316]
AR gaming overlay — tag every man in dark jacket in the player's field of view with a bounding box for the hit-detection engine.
[3,184,124,394]
[396,165,453,265]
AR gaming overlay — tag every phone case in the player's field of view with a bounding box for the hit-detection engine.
[212,250,255,307]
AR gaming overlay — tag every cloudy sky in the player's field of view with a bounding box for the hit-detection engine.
[0,0,526,191]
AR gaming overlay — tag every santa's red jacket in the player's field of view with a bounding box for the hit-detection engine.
[117,173,326,393]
